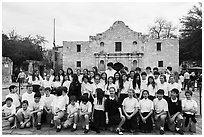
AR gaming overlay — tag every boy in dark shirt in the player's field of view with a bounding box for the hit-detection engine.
[167,88,184,135]
[105,87,126,135]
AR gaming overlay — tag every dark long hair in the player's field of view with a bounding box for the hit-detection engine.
[119,74,128,90]
[32,70,40,81]
[66,68,73,76]
[96,88,104,105]
[106,76,115,90]
[101,72,107,85]
[147,76,156,89]
[58,69,65,76]
[133,73,141,89]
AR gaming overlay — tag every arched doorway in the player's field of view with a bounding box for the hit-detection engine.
[113,62,124,72]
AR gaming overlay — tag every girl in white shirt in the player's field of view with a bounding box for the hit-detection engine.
[105,76,117,98]
[62,75,71,93]
[49,69,55,82]
[51,75,62,94]
[114,72,121,95]
[168,76,182,99]
[42,74,52,89]
[58,69,65,84]
[101,72,107,87]
[139,90,153,133]
[147,76,157,101]
[66,68,73,82]
[93,88,106,133]
[81,75,94,103]
[119,74,132,105]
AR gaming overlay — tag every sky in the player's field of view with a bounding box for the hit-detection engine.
[2,1,198,49]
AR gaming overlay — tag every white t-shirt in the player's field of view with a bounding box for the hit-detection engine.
[122,97,139,113]
[140,79,147,91]
[6,93,20,108]
[105,69,116,79]
[28,76,42,85]
[80,101,92,113]
[147,84,157,96]
[67,102,80,116]
[22,92,35,110]
[153,98,168,113]
[51,81,62,88]
[120,81,132,94]
[30,100,44,111]
[184,72,190,79]
[17,108,31,119]
[63,94,69,105]
[49,75,55,82]
[2,104,16,116]
[42,80,52,88]
[93,98,105,111]
[62,80,71,91]
[139,98,154,113]
[81,82,92,96]
[158,82,169,96]
[51,95,66,113]
[179,75,184,83]
[182,99,198,115]
[44,94,55,110]
[168,82,181,93]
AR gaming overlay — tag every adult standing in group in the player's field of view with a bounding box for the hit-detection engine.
[28,70,42,93]
[16,69,27,87]
[105,62,116,79]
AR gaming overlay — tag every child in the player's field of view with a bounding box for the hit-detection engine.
[6,85,21,109]
[61,86,69,108]
[132,73,141,98]
[119,74,132,105]
[62,75,71,91]
[42,74,52,89]
[114,72,121,95]
[154,71,161,85]
[79,95,92,133]
[140,72,148,92]
[105,87,126,135]
[2,97,16,128]
[43,87,55,126]
[91,74,105,97]
[81,75,94,103]
[51,87,65,132]
[93,88,106,133]
[153,89,168,135]
[167,88,184,135]
[22,84,35,110]
[122,89,139,133]
[157,74,169,100]
[100,72,107,87]
[63,95,79,131]
[16,100,32,129]
[147,76,157,101]
[182,90,197,129]
[51,75,62,94]
[139,90,153,133]
[105,76,117,98]
[28,70,43,93]
[30,92,44,130]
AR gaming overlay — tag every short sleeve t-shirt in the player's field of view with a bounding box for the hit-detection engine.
[6,93,20,108]
[67,102,80,115]
[80,101,92,113]
[122,97,139,113]
[93,97,105,111]
[2,104,16,116]
[153,98,168,113]
[17,108,31,119]
[44,94,55,109]
[139,98,154,113]
[182,99,198,115]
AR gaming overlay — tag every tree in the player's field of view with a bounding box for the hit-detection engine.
[149,17,177,39]
[179,2,202,62]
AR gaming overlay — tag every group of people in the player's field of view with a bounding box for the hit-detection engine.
[2,62,199,135]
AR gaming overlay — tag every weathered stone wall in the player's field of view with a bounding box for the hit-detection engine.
[2,57,13,84]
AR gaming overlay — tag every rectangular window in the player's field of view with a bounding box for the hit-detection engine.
[158,61,163,67]
[77,44,81,52]
[157,42,161,51]
[115,42,122,52]
[76,61,81,67]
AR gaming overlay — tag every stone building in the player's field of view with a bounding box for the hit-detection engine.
[2,57,13,84]
[61,21,179,72]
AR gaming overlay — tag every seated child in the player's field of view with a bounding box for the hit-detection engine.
[61,86,69,109]
[79,95,92,133]
[2,97,16,128]
[6,85,21,109]
[51,87,65,132]
[43,87,55,126]
[30,92,44,130]
[167,88,184,134]
[182,90,197,130]
[16,100,32,129]
[139,90,153,133]
[63,95,79,131]
[105,87,126,135]
[153,89,168,135]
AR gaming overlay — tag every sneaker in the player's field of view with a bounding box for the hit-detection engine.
[116,128,123,135]
[160,129,165,135]
[56,128,61,132]
[71,127,77,132]
[84,129,89,134]
[36,124,41,130]
[176,129,184,135]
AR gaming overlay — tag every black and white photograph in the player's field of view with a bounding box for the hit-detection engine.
[1,0,202,135]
